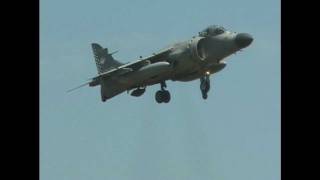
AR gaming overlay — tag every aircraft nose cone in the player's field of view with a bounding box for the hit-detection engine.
[235,33,253,48]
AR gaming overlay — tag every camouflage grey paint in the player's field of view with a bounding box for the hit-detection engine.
[69,25,253,102]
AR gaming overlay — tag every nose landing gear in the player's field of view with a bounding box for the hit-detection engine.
[200,73,211,99]
[155,81,171,103]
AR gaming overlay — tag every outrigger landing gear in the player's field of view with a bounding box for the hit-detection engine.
[130,87,146,97]
[155,81,171,103]
[200,73,210,99]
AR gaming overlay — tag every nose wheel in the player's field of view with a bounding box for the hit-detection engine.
[200,74,210,99]
[155,81,171,103]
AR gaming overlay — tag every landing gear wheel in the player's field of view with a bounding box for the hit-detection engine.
[202,92,208,99]
[201,83,209,100]
[200,77,210,91]
[155,90,171,103]
[162,90,171,103]
[155,90,163,103]
[200,75,211,100]
[200,82,210,92]
[155,81,171,103]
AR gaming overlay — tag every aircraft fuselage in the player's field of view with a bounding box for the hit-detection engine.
[71,25,254,102]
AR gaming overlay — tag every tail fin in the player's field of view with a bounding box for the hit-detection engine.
[91,43,123,74]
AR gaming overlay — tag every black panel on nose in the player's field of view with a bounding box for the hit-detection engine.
[235,33,253,48]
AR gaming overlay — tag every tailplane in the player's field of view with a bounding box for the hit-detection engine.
[91,43,123,74]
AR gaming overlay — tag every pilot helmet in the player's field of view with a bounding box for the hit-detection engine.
[199,25,226,37]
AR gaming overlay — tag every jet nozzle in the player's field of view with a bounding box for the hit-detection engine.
[235,33,253,48]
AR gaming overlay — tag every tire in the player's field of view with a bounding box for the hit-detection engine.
[202,93,208,99]
[205,81,210,92]
[155,91,163,103]
[163,90,171,103]
[200,82,206,91]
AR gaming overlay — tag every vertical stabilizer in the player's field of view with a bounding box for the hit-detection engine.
[91,43,123,74]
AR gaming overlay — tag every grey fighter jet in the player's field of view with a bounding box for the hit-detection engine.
[68,25,253,103]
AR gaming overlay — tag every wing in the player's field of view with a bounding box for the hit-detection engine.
[89,47,173,85]
[68,47,172,98]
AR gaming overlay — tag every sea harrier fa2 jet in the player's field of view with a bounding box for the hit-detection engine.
[68,25,253,103]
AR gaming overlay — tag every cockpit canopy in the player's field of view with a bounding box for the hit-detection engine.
[199,25,226,37]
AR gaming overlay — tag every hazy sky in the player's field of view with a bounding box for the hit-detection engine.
[40,0,280,180]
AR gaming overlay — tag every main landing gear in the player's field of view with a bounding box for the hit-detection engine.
[200,73,211,99]
[155,81,171,103]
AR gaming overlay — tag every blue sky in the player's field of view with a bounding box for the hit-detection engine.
[40,0,280,180]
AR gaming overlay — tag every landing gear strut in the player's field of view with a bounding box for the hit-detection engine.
[200,74,210,99]
[155,81,171,103]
